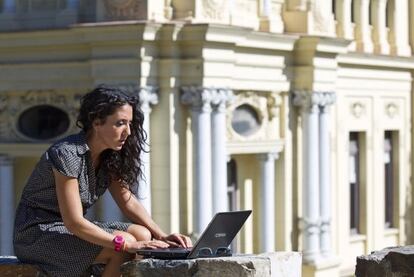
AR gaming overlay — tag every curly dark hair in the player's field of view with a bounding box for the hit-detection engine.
[76,85,147,194]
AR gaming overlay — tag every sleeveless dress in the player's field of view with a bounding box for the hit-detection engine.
[13,132,131,277]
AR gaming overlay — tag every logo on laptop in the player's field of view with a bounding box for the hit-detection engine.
[214,233,227,238]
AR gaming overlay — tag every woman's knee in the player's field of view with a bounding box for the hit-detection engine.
[127,224,152,241]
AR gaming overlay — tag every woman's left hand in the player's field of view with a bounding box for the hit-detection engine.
[161,233,193,248]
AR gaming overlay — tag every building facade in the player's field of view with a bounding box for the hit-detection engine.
[0,0,414,276]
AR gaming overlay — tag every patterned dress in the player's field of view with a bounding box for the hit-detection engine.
[13,132,131,277]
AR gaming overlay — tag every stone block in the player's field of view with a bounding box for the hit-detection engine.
[0,256,43,277]
[355,245,414,277]
[121,252,302,277]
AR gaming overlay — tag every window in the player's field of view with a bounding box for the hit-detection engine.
[384,131,395,228]
[351,0,355,23]
[227,159,238,212]
[369,0,372,25]
[18,105,70,140]
[227,158,238,251]
[349,132,360,234]
[231,104,261,137]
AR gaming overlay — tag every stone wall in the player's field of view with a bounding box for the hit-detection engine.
[121,252,302,277]
[355,245,414,277]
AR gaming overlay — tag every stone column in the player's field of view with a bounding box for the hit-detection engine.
[388,0,411,56]
[354,0,374,52]
[182,86,214,234]
[211,89,233,214]
[138,87,159,215]
[371,0,390,54]
[258,152,278,253]
[0,155,14,255]
[335,0,353,39]
[2,0,15,13]
[318,92,336,257]
[293,91,320,263]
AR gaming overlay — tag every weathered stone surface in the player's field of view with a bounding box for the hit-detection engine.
[355,246,414,277]
[121,252,302,277]
[0,256,43,277]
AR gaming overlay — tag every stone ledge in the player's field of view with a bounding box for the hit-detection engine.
[355,245,414,277]
[121,252,302,277]
[0,256,43,277]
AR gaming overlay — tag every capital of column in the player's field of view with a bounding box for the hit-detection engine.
[116,84,159,113]
[293,90,336,112]
[138,87,159,113]
[211,88,234,113]
[257,152,279,162]
[181,86,216,113]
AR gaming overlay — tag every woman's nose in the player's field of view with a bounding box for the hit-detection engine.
[125,124,131,136]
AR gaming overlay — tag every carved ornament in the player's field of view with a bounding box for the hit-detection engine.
[0,90,83,142]
[104,0,147,20]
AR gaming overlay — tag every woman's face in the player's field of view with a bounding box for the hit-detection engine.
[93,104,133,151]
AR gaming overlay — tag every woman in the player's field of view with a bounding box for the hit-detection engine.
[13,85,192,276]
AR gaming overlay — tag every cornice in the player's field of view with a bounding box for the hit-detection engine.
[179,23,298,51]
[337,52,414,69]
[294,36,351,55]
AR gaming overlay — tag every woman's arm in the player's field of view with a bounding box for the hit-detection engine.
[54,169,168,252]
[54,169,117,248]
[109,181,192,247]
[108,181,166,239]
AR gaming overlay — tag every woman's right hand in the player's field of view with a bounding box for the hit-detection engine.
[124,240,169,253]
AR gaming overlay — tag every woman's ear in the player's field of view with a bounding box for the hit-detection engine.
[92,119,101,130]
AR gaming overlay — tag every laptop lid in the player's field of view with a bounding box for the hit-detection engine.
[188,210,251,258]
[136,210,252,259]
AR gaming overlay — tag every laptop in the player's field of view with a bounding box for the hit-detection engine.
[136,210,252,259]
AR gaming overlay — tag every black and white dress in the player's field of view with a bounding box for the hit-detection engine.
[14,132,131,277]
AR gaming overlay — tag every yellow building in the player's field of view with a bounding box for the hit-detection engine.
[0,1,413,276]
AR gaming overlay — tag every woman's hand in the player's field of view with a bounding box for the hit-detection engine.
[124,240,169,254]
[161,233,193,248]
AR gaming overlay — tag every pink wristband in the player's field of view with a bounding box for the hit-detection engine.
[112,235,125,252]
